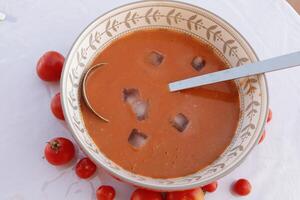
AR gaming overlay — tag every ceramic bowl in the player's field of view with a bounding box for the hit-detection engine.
[61,0,268,191]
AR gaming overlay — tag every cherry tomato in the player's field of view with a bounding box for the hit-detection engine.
[166,188,204,200]
[258,130,266,144]
[131,189,163,200]
[267,108,272,123]
[36,51,64,81]
[232,179,252,196]
[201,181,218,192]
[75,157,97,179]
[51,93,64,120]
[96,185,116,200]
[44,137,75,165]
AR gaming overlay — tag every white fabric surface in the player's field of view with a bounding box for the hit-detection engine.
[1,0,300,199]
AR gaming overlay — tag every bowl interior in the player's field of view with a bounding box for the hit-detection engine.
[61,0,268,191]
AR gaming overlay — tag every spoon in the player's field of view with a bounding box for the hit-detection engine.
[169,51,300,92]
[82,63,109,122]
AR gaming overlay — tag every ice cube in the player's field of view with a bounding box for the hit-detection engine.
[123,88,140,105]
[128,129,148,148]
[191,56,206,71]
[171,113,189,132]
[123,88,149,121]
[132,100,149,121]
[147,51,164,66]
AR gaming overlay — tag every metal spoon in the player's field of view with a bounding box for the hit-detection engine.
[169,51,300,92]
[82,63,109,122]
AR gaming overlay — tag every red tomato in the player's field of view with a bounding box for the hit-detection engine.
[36,51,64,81]
[232,179,252,196]
[51,93,64,120]
[44,137,75,165]
[96,185,116,200]
[75,157,97,179]
[201,181,218,192]
[258,130,266,144]
[131,189,163,200]
[267,108,272,123]
[166,188,204,200]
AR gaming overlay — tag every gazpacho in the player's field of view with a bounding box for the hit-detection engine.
[80,29,240,178]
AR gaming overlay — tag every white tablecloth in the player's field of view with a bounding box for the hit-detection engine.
[1,0,300,199]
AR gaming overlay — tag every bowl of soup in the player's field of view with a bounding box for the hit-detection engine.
[61,0,268,191]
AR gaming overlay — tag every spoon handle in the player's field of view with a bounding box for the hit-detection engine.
[169,51,300,92]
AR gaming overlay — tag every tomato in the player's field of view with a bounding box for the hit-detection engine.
[75,157,97,179]
[258,130,266,144]
[232,179,252,196]
[36,51,64,81]
[96,185,116,200]
[51,93,64,120]
[44,137,75,165]
[166,188,204,200]
[267,108,272,123]
[201,181,218,192]
[131,189,163,200]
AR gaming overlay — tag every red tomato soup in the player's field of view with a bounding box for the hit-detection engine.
[80,29,240,178]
